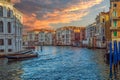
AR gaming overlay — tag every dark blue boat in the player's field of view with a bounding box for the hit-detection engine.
[6,53,38,61]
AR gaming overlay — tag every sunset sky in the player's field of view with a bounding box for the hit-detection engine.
[11,0,110,31]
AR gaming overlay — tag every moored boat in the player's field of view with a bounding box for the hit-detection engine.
[6,52,38,61]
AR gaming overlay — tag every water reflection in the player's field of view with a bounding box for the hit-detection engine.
[0,58,23,80]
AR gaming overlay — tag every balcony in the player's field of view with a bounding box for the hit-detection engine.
[112,16,120,20]
[110,26,120,31]
[112,38,120,41]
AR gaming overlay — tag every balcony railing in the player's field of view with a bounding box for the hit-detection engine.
[112,16,120,20]
[110,26,120,31]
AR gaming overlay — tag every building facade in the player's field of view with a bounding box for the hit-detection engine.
[86,23,96,48]
[72,27,86,46]
[95,12,110,48]
[0,0,23,54]
[38,29,54,46]
[56,26,86,46]
[27,29,54,46]
[110,0,120,42]
[27,30,39,46]
[56,27,73,46]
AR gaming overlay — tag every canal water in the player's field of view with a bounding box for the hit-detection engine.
[0,46,119,80]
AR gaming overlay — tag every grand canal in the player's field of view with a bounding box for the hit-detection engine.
[0,46,119,80]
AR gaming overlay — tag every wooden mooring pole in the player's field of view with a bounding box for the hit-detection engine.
[109,41,112,78]
[119,42,120,70]
[109,41,120,79]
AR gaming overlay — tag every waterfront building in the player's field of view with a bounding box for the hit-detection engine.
[38,29,54,46]
[52,31,56,46]
[45,30,54,45]
[95,12,110,48]
[0,0,23,54]
[72,27,81,46]
[110,0,120,42]
[27,30,39,46]
[104,13,111,46]
[38,29,46,45]
[80,27,86,46]
[27,29,54,46]
[72,27,86,46]
[56,27,73,46]
[56,26,85,46]
[86,23,96,48]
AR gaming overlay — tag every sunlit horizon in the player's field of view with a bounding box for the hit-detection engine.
[12,0,110,32]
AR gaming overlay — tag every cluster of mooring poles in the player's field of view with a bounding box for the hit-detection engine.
[109,40,120,79]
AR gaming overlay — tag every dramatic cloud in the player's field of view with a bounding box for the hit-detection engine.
[11,0,21,3]
[13,0,103,31]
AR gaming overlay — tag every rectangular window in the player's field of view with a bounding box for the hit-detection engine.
[0,49,4,52]
[102,19,105,23]
[7,9,11,17]
[113,21,117,27]
[0,39,4,45]
[8,22,11,33]
[8,39,12,45]
[113,11,117,17]
[113,4,117,7]
[0,26,3,32]
[114,31,117,37]
[62,35,64,38]
[0,21,3,32]
[66,34,69,38]
[0,6,3,17]
[8,49,12,52]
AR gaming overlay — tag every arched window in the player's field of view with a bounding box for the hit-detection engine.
[7,8,11,17]
[0,6,3,17]
[8,22,11,33]
[0,21,3,32]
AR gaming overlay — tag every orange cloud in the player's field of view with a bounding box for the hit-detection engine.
[22,0,103,31]
[11,0,21,3]
[23,14,51,31]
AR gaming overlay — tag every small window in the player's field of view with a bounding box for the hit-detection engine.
[8,39,12,45]
[113,11,117,17]
[0,6,3,17]
[113,21,117,27]
[0,49,4,52]
[8,22,11,33]
[0,39,4,45]
[0,21,3,32]
[114,31,117,37]
[8,49,12,52]
[113,4,117,7]
[103,19,105,23]
[7,8,11,17]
